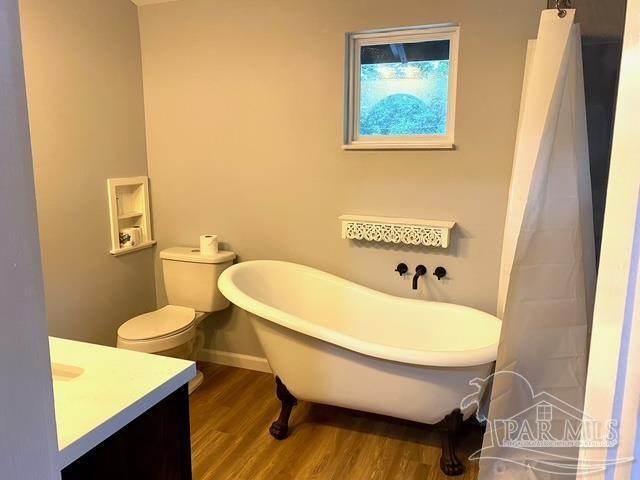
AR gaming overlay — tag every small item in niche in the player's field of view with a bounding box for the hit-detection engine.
[120,227,142,248]
[119,232,131,248]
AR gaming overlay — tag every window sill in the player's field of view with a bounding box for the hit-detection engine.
[342,143,455,151]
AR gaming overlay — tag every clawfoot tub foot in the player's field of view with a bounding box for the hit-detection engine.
[269,376,297,440]
[439,408,464,476]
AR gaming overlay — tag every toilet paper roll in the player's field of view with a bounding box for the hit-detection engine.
[120,227,142,248]
[200,234,219,255]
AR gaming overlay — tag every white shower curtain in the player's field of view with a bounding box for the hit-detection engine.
[479,9,596,479]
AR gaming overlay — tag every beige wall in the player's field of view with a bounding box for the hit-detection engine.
[139,0,543,357]
[20,0,157,346]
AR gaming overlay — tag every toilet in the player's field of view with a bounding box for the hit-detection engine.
[117,246,236,393]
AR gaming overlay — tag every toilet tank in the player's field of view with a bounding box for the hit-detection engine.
[159,247,236,312]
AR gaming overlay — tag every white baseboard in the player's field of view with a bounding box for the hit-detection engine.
[198,348,272,373]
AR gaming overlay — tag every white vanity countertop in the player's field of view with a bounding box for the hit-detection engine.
[49,337,196,469]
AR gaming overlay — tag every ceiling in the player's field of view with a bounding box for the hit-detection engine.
[131,0,626,39]
[130,0,181,6]
[547,0,627,39]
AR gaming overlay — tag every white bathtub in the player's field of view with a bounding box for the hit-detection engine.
[218,260,501,425]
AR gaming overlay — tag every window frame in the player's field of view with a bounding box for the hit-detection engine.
[343,24,460,150]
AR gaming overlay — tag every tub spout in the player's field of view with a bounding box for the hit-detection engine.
[413,265,427,290]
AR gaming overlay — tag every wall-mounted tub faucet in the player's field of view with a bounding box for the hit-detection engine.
[413,265,427,290]
[434,266,447,280]
[395,263,408,276]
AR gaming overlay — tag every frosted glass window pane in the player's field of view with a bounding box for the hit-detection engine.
[359,40,450,136]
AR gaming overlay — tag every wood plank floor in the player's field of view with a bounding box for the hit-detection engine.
[190,363,482,480]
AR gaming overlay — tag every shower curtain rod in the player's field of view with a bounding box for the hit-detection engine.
[554,0,573,18]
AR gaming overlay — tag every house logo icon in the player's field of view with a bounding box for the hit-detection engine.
[460,371,632,476]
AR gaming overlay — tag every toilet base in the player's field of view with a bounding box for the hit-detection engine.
[117,314,208,396]
[188,370,204,395]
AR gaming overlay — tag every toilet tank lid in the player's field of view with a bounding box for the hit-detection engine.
[160,247,236,264]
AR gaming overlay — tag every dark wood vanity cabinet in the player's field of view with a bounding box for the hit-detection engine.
[61,385,192,480]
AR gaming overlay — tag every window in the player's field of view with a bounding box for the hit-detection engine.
[344,24,459,149]
[537,404,553,422]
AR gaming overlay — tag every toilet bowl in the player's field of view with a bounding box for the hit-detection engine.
[116,247,235,394]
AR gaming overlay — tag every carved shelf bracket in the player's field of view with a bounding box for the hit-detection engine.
[339,215,455,249]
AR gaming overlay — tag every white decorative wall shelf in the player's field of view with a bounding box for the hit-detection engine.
[339,215,455,248]
[107,176,156,256]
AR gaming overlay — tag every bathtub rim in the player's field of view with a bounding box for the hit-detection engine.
[218,260,501,368]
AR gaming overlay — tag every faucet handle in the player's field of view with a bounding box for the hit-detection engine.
[395,263,408,276]
[434,266,447,280]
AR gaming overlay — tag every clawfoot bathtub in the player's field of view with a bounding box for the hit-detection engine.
[218,260,501,476]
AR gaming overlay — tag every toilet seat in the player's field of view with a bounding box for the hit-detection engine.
[117,305,196,353]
